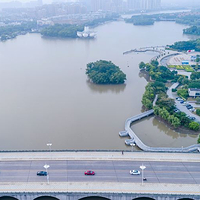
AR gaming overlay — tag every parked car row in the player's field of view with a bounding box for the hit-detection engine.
[176,97,196,112]
[174,97,197,121]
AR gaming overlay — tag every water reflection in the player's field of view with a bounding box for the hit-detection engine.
[152,117,199,138]
[0,21,198,150]
[86,81,126,94]
[132,116,198,147]
[139,71,150,82]
[152,117,180,139]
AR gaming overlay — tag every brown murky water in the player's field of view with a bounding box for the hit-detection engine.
[0,21,198,150]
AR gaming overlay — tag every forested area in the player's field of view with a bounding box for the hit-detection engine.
[86,60,126,84]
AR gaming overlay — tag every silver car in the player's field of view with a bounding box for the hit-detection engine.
[130,170,140,175]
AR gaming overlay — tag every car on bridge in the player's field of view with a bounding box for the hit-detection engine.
[84,170,95,175]
[130,170,140,175]
[37,171,48,176]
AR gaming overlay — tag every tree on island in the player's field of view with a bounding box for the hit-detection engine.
[86,60,126,84]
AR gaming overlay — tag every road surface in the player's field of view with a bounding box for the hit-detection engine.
[0,160,200,184]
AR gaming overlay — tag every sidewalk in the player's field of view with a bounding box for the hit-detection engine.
[0,151,200,162]
[0,151,200,196]
[0,182,199,195]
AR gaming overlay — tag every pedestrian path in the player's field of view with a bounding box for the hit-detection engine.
[0,151,200,162]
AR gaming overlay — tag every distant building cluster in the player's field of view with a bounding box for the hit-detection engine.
[81,0,161,12]
[0,0,161,27]
[127,0,161,11]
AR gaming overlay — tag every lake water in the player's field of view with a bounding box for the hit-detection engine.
[0,20,198,150]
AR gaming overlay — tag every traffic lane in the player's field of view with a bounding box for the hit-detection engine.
[0,160,200,184]
[0,161,32,170]
[0,170,30,182]
[67,160,116,170]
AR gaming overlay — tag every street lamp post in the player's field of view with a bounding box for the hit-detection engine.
[130,143,135,152]
[140,164,146,185]
[47,143,52,159]
[44,164,50,184]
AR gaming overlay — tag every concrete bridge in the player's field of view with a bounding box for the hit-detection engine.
[0,192,198,200]
[0,151,199,200]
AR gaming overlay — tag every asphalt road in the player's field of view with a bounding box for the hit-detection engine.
[0,160,200,184]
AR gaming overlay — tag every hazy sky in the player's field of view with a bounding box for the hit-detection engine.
[1,0,200,6]
[0,0,53,3]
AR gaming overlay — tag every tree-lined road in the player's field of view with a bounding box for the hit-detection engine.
[0,160,200,184]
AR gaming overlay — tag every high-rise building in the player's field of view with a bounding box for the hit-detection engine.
[90,0,113,12]
[38,0,43,6]
[127,0,160,10]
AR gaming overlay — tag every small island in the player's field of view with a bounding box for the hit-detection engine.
[86,60,126,84]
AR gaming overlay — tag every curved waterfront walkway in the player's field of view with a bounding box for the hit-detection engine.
[120,95,200,152]
[123,46,165,55]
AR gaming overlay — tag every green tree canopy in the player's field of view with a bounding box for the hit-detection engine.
[86,60,126,84]
[189,122,200,131]
[41,24,84,38]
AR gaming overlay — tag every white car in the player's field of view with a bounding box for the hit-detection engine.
[130,170,140,175]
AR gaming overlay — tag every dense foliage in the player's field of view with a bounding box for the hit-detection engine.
[177,89,189,99]
[85,14,119,27]
[139,60,177,83]
[0,21,37,41]
[126,12,200,36]
[169,38,200,52]
[154,106,199,130]
[189,122,200,131]
[188,80,200,89]
[125,16,154,25]
[41,24,84,38]
[140,60,199,131]
[41,14,119,38]
[86,60,126,84]
[154,106,180,128]
[191,71,200,80]
[175,14,200,26]
[183,26,200,35]
[196,109,200,116]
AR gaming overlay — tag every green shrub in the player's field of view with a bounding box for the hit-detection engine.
[176,65,184,70]
[196,109,200,116]
[189,122,200,131]
[184,65,194,72]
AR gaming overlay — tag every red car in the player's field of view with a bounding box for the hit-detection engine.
[84,170,95,175]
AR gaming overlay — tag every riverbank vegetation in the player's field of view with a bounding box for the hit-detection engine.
[125,15,154,25]
[41,14,119,38]
[86,60,126,84]
[183,26,200,35]
[168,38,200,52]
[168,65,194,72]
[0,21,37,41]
[85,13,119,27]
[140,60,200,131]
[41,24,84,38]
[125,11,200,35]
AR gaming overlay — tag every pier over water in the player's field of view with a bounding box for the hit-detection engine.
[123,46,166,55]
[120,95,200,152]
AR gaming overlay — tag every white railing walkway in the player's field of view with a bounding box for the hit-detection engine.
[120,96,200,152]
